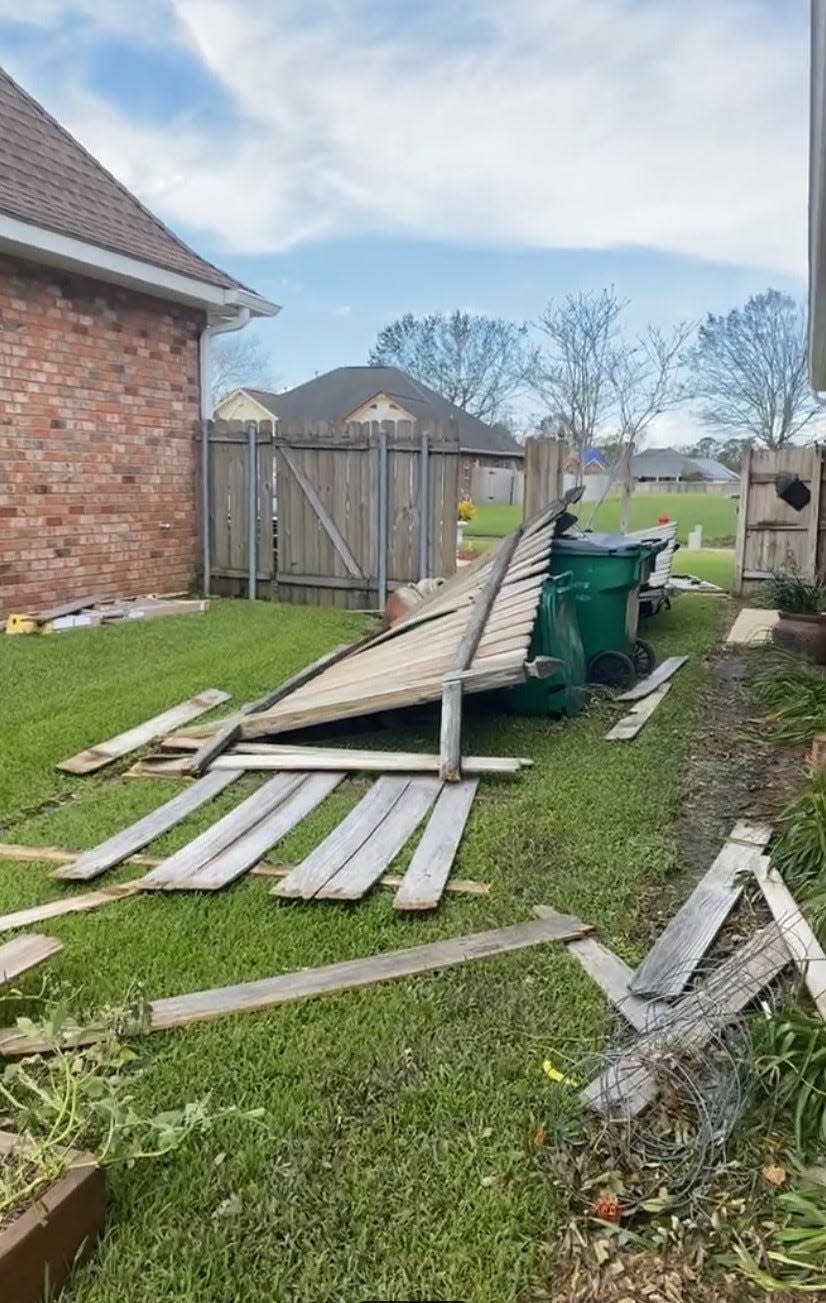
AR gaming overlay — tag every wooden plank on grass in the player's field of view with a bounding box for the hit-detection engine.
[172,772,345,891]
[52,770,241,881]
[317,777,441,901]
[141,772,306,889]
[582,923,790,1117]
[394,779,479,910]
[604,683,671,741]
[616,656,689,702]
[57,689,231,774]
[251,862,490,897]
[212,751,528,775]
[629,828,772,999]
[0,934,63,985]
[274,777,410,899]
[0,911,592,1055]
[0,843,162,869]
[754,855,826,1021]
[0,882,141,934]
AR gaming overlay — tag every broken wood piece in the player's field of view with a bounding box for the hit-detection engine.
[57,689,231,774]
[0,883,142,934]
[629,825,772,999]
[316,777,441,901]
[811,732,826,770]
[0,843,163,869]
[274,777,410,899]
[140,772,306,889]
[0,934,63,985]
[728,819,774,847]
[52,770,241,881]
[394,779,479,910]
[250,862,490,897]
[754,855,826,1021]
[604,683,671,741]
[582,922,790,1117]
[211,751,529,776]
[0,911,590,1055]
[155,772,345,891]
[616,656,689,702]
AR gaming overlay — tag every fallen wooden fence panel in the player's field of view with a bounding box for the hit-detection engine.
[629,825,772,999]
[316,777,441,901]
[0,934,63,985]
[604,683,671,741]
[274,777,409,899]
[251,862,490,897]
[0,911,591,1055]
[394,779,479,910]
[57,689,230,774]
[582,923,790,1117]
[164,772,345,891]
[754,856,826,1020]
[52,770,241,881]
[616,656,689,702]
[0,883,141,935]
[141,772,305,890]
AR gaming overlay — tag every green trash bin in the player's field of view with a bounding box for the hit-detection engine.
[506,571,586,717]
[549,533,660,688]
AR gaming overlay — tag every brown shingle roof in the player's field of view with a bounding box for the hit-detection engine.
[0,65,242,290]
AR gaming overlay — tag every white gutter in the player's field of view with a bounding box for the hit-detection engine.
[0,211,281,318]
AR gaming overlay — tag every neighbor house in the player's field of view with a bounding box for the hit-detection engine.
[0,65,279,619]
[215,366,525,496]
[631,448,740,492]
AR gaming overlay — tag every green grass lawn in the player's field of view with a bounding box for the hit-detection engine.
[0,597,725,1302]
[466,492,738,546]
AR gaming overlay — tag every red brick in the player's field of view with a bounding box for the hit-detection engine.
[0,254,204,616]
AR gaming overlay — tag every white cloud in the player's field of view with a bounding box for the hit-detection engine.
[0,0,810,273]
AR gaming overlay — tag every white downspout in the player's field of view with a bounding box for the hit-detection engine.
[198,307,251,593]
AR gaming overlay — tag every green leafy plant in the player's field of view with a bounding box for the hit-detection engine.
[755,1012,826,1155]
[752,652,826,744]
[731,1177,826,1293]
[0,994,265,1227]
[771,770,826,904]
[759,572,826,615]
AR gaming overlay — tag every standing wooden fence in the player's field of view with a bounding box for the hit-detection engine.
[202,420,274,597]
[734,444,826,594]
[275,420,459,608]
[523,437,567,518]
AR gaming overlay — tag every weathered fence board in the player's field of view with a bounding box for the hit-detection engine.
[274,419,459,608]
[206,420,274,596]
[734,444,826,594]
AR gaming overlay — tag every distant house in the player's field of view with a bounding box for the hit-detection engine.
[631,448,739,492]
[0,64,279,619]
[563,446,611,476]
[215,366,525,495]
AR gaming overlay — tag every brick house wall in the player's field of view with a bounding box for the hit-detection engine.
[0,253,204,618]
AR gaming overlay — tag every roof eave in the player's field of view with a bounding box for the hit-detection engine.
[0,212,281,318]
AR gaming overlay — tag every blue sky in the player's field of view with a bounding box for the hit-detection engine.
[0,0,812,442]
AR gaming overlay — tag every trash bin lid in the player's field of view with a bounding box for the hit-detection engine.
[552,531,648,555]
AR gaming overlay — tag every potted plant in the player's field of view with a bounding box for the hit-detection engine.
[0,998,263,1301]
[457,495,475,547]
[762,571,826,663]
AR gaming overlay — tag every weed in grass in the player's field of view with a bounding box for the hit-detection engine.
[771,770,826,910]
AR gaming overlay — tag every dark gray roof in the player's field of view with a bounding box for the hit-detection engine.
[245,367,524,456]
[0,64,243,290]
[631,447,739,481]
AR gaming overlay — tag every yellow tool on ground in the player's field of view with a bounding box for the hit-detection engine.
[4,614,52,635]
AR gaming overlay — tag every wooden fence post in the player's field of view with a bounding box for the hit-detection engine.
[523,437,566,520]
[733,445,752,596]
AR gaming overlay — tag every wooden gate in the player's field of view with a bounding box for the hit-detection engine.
[275,419,459,608]
[734,444,826,594]
[203,420,274,597]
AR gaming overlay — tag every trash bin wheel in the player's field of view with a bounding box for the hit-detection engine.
[587,650,636,691]
[631,638,657,678]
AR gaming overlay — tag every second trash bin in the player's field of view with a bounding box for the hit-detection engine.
[506,571,586,717]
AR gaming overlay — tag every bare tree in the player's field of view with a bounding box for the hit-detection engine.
[210,333,274,409]
[689,290,818,448]
[609,323,693,530]
[368,310,536,424]
[534,289,625,478]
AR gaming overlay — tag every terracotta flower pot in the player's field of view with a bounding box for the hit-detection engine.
[771,610,826,664]
[0,1133,105,1303]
